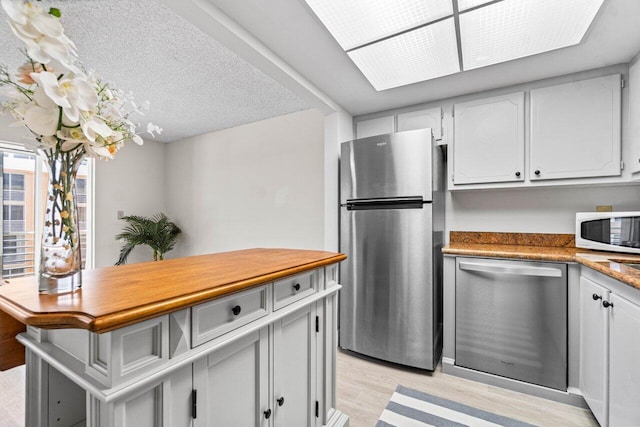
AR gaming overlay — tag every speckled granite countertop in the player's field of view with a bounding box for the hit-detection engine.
[443,232,640,290]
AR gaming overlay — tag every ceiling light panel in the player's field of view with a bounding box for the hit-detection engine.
[303,0,453,50]
[460,0,604,70]
[457,0,498,12]
[348,18,460,91]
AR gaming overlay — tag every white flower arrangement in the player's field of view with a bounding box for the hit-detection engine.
[0,0,161,159]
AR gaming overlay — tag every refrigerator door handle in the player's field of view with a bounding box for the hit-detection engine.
[458,261,563,278]
[345,196,424,210]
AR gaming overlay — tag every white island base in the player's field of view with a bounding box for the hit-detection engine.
[17,263,348,427]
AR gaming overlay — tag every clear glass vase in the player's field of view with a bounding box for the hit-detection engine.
[39,149,83,294]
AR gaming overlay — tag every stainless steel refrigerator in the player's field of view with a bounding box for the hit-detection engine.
[339,128,444,370]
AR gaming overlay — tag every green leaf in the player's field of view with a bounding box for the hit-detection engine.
[49,8,61,18]
[115,213,182,264]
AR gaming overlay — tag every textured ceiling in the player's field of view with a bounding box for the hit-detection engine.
[0,0,312,143]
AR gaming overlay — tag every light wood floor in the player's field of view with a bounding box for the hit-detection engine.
[0,365,25,427]
[0,352,598,427]
[336,350,598,427]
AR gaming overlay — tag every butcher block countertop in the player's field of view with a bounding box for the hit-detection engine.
[0,248,346,334]
[443,231,640,290]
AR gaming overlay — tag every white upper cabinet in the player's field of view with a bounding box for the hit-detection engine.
[530,74,621,181]
[397,107,442,140]
[452,92,525,185]
[355,115,395,139]
[629,60,640,175]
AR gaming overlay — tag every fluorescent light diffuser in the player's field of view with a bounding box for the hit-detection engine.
[303,0,453,50]
[460,0,605,70]
[457,0,497,12]
[348,18,460,91]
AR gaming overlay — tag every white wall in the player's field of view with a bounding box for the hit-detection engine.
[165,109,325,257]
[94,140,166,267]
[447,185,640,234]
[324,109,353,252]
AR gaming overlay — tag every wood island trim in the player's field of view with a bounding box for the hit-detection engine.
[0,248,346,333]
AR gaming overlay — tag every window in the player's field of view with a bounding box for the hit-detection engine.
[0,148,93,278]
[3,173,25,201]
[3,205,25,232]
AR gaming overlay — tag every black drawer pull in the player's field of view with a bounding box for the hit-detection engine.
[264,409,272,419]
[293,283,301,291]
[232,305,241,316]
[603,300,614,309]
[592,293,602,301]
[277,397,285,406]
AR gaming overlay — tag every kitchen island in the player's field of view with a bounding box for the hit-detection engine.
[0,248,348,427]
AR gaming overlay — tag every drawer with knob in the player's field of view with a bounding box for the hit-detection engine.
[191,285,270,347]
[273,270,317,310]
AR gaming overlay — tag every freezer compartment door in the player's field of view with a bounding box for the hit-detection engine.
[339,204,435,369]
[340,129,433,203]
[455,258,567,391]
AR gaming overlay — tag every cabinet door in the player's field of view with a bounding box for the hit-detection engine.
[579,276,609,427]
[453,92,525,184]
[273,305,317,427]
[630,61,640,175]
[530,74,621,181]
[193,329,269,427]
[609,293,640,426]
[397,107,442,140]
[355,116,394,139]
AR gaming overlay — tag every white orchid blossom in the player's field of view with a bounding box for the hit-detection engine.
[23,86,58,136]
[0,0,159,162]
[31,71,98,123]
[1,0,78,72]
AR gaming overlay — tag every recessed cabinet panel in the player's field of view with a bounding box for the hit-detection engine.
[273,305,316,427]
[397,107,442,140]
[609,293,640,427]
[194,329,269,427]
[355,116,395,139]
[453,92,525,184]
[530,74,621,180]
[579,276,610,427]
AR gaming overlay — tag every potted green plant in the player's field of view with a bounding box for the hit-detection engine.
[115,213,182,265]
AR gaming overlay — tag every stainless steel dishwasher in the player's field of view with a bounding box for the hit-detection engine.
[455,257,567,391]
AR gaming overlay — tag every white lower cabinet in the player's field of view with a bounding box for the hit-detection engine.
[579,276,610,426]
[194,329,269,426]
[609,293,640,426]
[580,272,640,426]
[273,305,317,426]
[193,304,317,427]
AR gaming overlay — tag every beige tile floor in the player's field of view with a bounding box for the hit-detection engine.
[336,350,598,427]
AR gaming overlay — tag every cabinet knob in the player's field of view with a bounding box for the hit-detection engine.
[592,293,602,301]
[264,409,272,419]
[534,170,541,175]
[603,300,614,308]
[515,171,521,177]
[293,283,301,291]
[232,305,242,316]
[277,397,285,406]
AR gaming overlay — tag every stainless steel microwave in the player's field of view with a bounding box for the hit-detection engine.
[576,212,640,254]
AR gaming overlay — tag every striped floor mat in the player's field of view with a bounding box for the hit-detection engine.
[376,385,537,427]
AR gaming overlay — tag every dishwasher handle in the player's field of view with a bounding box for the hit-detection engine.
[458,261,563,277]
